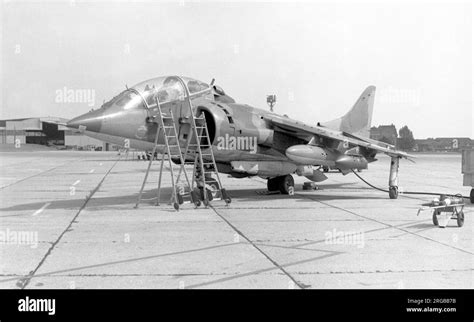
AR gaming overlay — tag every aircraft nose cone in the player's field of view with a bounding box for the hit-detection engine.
[67,109,104,133]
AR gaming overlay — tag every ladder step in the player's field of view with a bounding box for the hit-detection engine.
[163,126,175,129]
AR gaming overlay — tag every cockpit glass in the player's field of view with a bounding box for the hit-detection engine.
[131,76,211,108]
[115,91,145,110]
[182,78,210,94]
[101,76,212,111]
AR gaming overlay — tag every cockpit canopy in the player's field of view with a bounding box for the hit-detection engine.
[133,76,211,107]
[101,76,212,111]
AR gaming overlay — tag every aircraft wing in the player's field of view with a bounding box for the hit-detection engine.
[263,114,414,159]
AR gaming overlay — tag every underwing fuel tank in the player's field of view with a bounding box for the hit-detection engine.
[335,154,368,170]
[285,145,333,166]
[285,145,368,170]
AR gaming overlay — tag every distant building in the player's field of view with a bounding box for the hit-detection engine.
[414,138,438,152]
[0,117,117,150]
[415,137,473,152]
[370,124,398,145]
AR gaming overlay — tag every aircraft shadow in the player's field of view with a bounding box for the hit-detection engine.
[0,183,389,215]
[0,188,176,214]
[230,185,387,202]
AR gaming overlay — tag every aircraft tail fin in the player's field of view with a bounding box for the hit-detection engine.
[322,86,375,138]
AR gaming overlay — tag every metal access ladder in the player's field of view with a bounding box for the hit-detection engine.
[134,81,231,210]
[134,104,196,210]
[177,113,231,207]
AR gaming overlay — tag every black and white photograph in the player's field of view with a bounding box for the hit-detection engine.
[0,0,472,320]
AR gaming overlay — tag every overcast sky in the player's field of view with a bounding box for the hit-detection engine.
[1,0,472,138]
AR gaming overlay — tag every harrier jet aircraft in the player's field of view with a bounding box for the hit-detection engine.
[67,75,412,199]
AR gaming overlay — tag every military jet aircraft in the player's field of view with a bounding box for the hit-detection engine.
[67,75,412,199]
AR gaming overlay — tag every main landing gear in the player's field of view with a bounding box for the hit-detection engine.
[267,175,295,194]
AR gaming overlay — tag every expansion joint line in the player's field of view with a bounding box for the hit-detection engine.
[16,156,123,289]
[301,195,473,256]
[210,206,305,289]
[0,157,84,190]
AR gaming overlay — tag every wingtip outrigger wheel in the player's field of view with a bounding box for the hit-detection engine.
[388,156,400,199]
[389,186,398,199]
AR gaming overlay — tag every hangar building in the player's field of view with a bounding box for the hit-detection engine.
[0,117,111,150]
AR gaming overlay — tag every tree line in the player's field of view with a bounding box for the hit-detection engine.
[375,125,416,151]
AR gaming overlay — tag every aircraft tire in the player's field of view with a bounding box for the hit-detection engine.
[267,177,279,192]
[432,210,439,226]
[278,175,295,195]
[206,188,214,202]
[206,178,221,199]
[470,188,474,204]
[176,193,184,205]
[190,190,200,207]
[221,189,231,204]
[457,211,464,227]
[389,186,398,199]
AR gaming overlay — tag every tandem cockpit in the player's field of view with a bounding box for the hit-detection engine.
[103,76,212,116]
[67,76,216,133]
